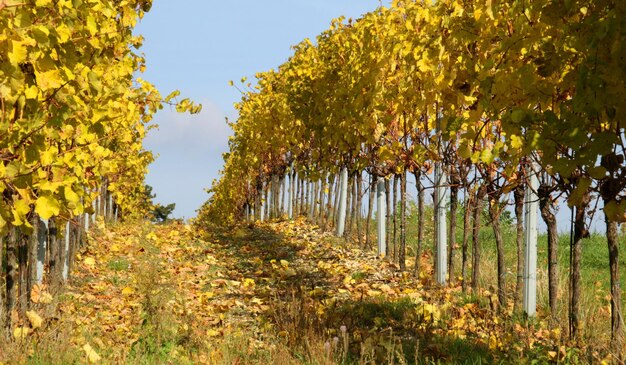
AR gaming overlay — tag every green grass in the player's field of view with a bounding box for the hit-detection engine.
[351,271,366,281]
[334,296,418,329]
[358,200,623,346]
[373,201,623,297]
[107,258,130,272]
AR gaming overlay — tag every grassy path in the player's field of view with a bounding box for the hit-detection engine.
[0,219,612,364]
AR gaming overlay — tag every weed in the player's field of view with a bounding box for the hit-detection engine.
[107,258,130,272]
[352,271,367,281]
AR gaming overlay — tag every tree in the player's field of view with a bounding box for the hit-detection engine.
[140,185,176,223]
[153,203,176,223]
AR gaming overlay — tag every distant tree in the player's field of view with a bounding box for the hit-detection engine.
[153,203,176,223]
[141,184,176,223]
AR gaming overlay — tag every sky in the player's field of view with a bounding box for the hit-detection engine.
[135,1,388,220]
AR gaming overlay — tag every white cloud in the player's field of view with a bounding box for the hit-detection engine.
[143,98,235,219]
[145,98,232,151]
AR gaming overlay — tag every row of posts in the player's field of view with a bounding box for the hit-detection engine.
[252,162,539,317]
[372,164,538,317]
[34,189,116,286]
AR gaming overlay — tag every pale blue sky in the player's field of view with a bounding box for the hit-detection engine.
[136,1,387,219]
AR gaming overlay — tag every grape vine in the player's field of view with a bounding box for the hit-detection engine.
[200,0,625,351]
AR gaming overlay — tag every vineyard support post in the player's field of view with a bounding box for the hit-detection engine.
[36,220,47,284]
[295,172,300,217]
[102,192,107,220]
[107,192,113,221]
[524,161,539,316]
[98,195,103,220]
[292,173,297,217]
[309,180,316,220]
[281,174,287,216]
[266,185,271,221]
[288,169,294,219]
[62,221,70,281]
[318,173,327,224]
[377,177,386,256]
[310,181,315,219]
[260,186,266,222]
[262,187,272,221]
[267,183,272,220]
[268,185,273,220]
[435,161,448,285]
[336,167,348,237]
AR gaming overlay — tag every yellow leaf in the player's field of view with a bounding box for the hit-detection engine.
[64,186,80,204]
[35,195,60,220]
[13,199,31,226]
[8,40,27,65]
[280,259,289,268]
[242,278,255,288]
[36,0,52,5]
[35,69,64,91]
[474,8,483,20]
[343,275,355,286]
[416,58,431,73]
[39,148,57,166]
[122,287,135,296]
[24,85,38,100]
[547,351,558,361]
[0,214,6,234]
[26,310,43,329]
[379,284,395,295]
[83,343,102,364]
[13,326,30,339]
[485,0,495,20]
[488,334,498,350]
[378,146,395,162]
[509,135,524,149]
[480,148,495,164]
[31,284,53,304]
[30,284,43,303]
[55,23,72,43]
[86,15,97,36]
[40,292,53,304]
[84,257,96,267]
[367,289,381,297]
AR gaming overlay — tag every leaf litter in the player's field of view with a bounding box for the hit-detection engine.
[0,219,609,364]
